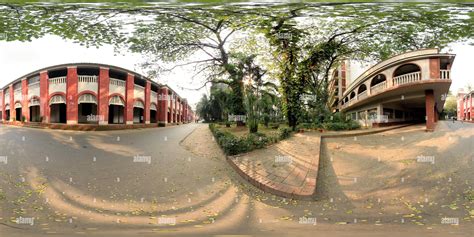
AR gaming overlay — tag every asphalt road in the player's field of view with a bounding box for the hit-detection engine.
[0,123,472,237]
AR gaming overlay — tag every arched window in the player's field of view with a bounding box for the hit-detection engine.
[49,95,66,105]
[109,95,125,106]
[133,100,144,109]
[358,84,367,94]
[78,93,97,104]
[393,64,421,77]
[370,74,387,87]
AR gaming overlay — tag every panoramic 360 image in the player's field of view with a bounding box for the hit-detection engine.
[0,0,473,236]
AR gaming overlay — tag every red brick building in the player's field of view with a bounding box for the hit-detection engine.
[0,63,195,127]
[457,89,473,121]
[329,48,455,131]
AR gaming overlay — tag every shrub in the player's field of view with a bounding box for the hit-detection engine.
[209,123,293,156]
[247,132,269,149]
[269,122,280,129]
[347,120,361,130]
[297,122,314,130]
[248,118,258,133]
[323,120,360,131]
[210,123,250,155]
[278,127,292,140]
[323,122,347,131]
[21,116,26,122]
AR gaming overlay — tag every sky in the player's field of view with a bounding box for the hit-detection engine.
[0,36,473,110]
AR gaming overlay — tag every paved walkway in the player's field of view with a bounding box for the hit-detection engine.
[229,134,320,199]
[226,124,419,199]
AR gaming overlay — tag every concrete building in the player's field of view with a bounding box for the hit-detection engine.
[457,89,473,121]
[0,63,195,127]
[328,48,455,131]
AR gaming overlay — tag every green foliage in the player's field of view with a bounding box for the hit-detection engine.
[262,114,270,127]
[323,120,360,131]
[269,122,280,129]
[209,123,291,155]
[1,3,472,131]
[278,127,292,140]
[443,93,457,118]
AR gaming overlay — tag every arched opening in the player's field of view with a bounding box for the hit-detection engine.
[78,93,98,124]
[358,84,367,94]
[393,64,421,85]
[14,102,22,121]
[29,97,41,122]
[5,104,10,121]
[150,103,157,123]
[350,91,356,100]
[108,95,125,124]
[393,64,421,77]
[370,74,387,87]
[49,95,66,123]
[133,100,144,124]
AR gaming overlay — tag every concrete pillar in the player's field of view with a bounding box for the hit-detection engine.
[66,67,78,124]
[39,71,49,123]
[169,92,174,124]
[158,87,168,126]
[376,103,383,122]
[425,90,435,131]
[144,81,151,124]
[429,58,440,79]
[125,73,134,125]
[9,85,14,122]
[175,97,179,123]
[21,79,28,122]
[469,93,473,120]
[98,67,109,125]
[0,90,4,122]
[183,100,187,123]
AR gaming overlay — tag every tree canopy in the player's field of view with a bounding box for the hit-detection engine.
[1,2,472,129]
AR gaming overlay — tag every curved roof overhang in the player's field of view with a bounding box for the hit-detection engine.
[343,48,455,98]
[341,79,452,113]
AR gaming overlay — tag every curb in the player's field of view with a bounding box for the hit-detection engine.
[319,124,414,138]
[226,156,316,200]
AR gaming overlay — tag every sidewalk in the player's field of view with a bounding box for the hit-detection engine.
[227,124,413,199]
[228,133,320,199]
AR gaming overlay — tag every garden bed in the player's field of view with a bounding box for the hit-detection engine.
[209,123,292,156]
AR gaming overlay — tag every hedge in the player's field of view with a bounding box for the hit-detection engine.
[209,124,293,155]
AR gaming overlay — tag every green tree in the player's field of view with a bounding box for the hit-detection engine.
[444,93,457,118]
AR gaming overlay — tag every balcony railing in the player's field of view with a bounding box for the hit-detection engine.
[370,81,387,94]
[358,91,368,100]
[135,85,145,93]
[49,76,66,84]
[109,78,126,87]
[393,71,421,86]
[78,75,98,83]
[440,69,450,79]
